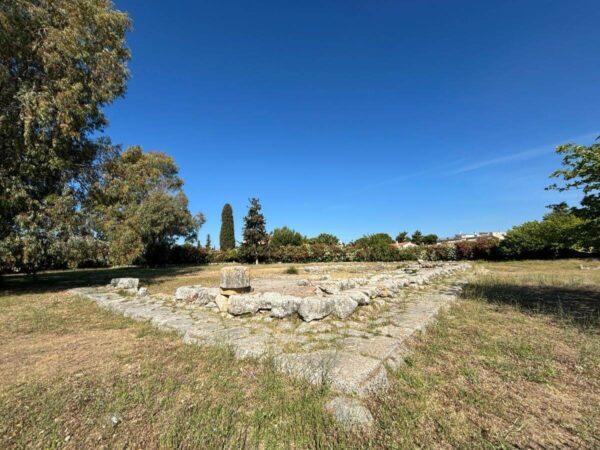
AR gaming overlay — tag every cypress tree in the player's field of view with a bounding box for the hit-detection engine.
[206,234,212,250]
[219,203,235,250]
[242,198,267,264]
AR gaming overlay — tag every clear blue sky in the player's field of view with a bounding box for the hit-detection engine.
[107,0,599,243]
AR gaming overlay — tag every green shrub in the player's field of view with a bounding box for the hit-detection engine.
[168,244,209,265]
[284,266,299,274]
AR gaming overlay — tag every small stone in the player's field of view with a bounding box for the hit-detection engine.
[137,287,149,297]
[110,278,139,290]
[325,397,374,430]
[214,294,230,312]
[109,413,122,427]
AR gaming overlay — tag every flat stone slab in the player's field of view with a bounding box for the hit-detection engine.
[274,351,388,397]
[325,396,374,430]
[340,335,403,361]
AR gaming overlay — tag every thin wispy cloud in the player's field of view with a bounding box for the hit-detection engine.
[447,132,598,176]
[362,131,597,192]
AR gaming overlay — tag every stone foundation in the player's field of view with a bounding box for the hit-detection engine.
[71,261,471,429]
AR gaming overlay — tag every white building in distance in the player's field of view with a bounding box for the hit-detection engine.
[441,231,506,244]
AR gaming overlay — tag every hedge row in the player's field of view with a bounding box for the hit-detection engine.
[169,237,508,265]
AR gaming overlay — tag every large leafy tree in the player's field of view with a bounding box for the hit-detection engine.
[0,189,104,272]
[309,233,340,245]
[548,140,600,250]
[422,234,438,245]
[395,231,409,243]
[354,233,394,247]
[88,146,199,265]
[242,198,267,264]
[219,203,235,250]
[501,203,585,258]
[411,230,423,245]
[270,226,305,247]
[0,0,130,270]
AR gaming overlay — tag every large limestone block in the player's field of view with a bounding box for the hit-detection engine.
[261,293,301,318]
[297,297,334,322]
[331,295,358,319]
[220,266,250,293]
[227,294,261,315]
[345,290,370,305]
[174,286,219,305]
[110,278,139,290]
[174,285,203,301]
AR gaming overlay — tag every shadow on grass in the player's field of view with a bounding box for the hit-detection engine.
[0,265,205,296]
[462,281,600,328]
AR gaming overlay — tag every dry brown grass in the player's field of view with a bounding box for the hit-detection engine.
[0,259,598,448]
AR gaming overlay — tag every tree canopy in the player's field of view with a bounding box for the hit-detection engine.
[309,233,340,245]
[354,233,394,247]
[395,231,409,243]
[88,146,199,265]
[0,0,131,272]
[411,230,423,245]
[501,204,584,258]
[242,198,267,263]
[219,203,235,250]
[548,140,600,250]
[270,227,305,247]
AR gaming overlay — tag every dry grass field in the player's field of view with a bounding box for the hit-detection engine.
[1,260,598,448]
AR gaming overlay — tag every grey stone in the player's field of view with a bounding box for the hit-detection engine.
[231,334,280,359]
[315,284,339,295]
[297,297,334,321]
[338,279,356,291]
[325,397,374,430]
[345,290,370,305]
[341,336,402,361]
[331,295,358,319]
[196,287,220,305]
[275,351,388,397]
[220,266,250,290]
[214,294,230,312]
[227,294,261,315]
[174,285,204,302]
[137,287,149,297]
[110,278,139,290]
[266,293,300,318]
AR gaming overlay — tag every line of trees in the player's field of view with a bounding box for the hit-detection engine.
[206,135,599,263]
[395,230,438,245]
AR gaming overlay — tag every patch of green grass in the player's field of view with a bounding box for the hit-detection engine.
[284,266,299,275]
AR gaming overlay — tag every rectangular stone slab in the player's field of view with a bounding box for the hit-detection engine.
[340,336,402,361]
[275,351,388,397]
